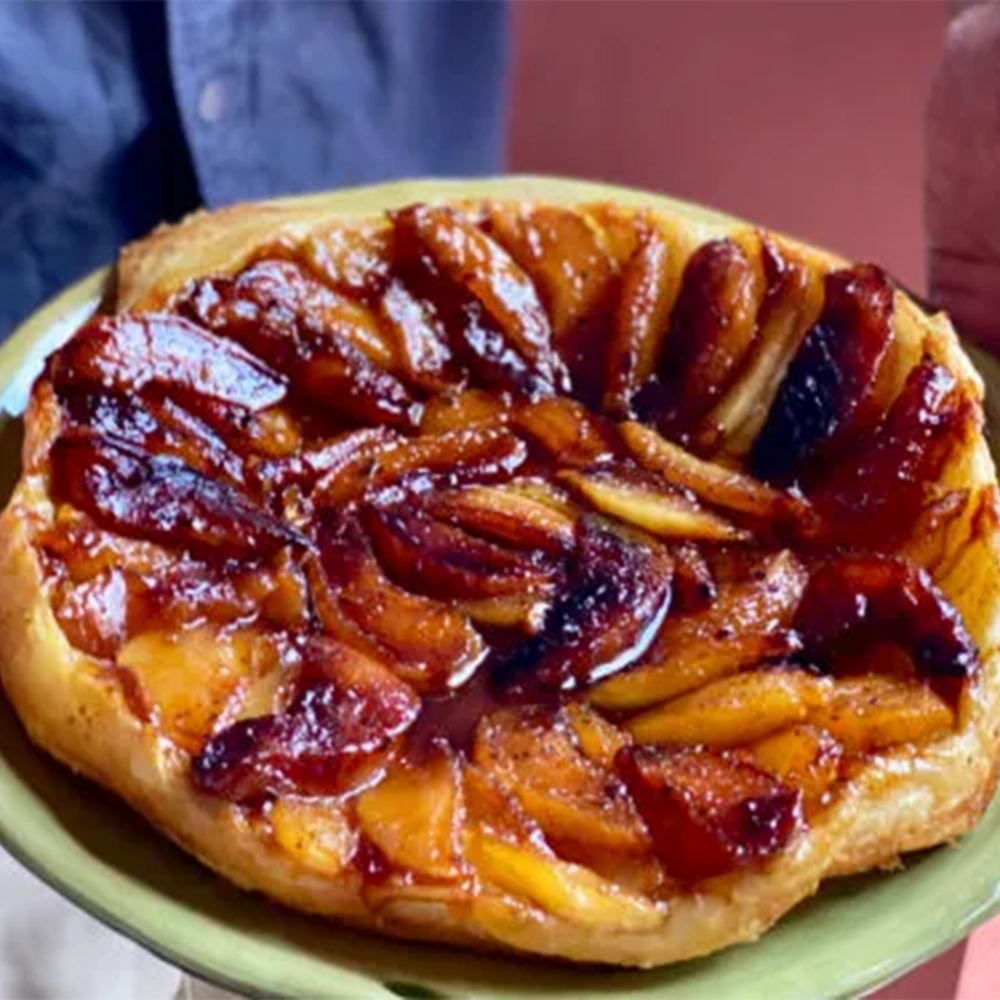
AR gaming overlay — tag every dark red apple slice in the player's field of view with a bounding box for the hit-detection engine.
[750,265,895,484]
[296,335,421,431]
[180,262,420,429]
[617,745,800,881]
[363,503,558,600]
[392,204,569,395]
[314,513,486,692]
[809,359,974,550]
[179,259,396,371]
[50,313,287,410]
[794,554,979,681]
[495,520,673,697]
[59,388,244,487]
[603,225,679,418]
[192,637,420,801]
[50,432,305,559]
[655,238,764,434]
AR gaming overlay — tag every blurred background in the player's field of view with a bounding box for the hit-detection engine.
[509,1,946,292]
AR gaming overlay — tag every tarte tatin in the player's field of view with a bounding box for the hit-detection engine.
[1,182,998,967]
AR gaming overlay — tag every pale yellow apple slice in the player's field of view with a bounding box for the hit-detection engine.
[466,832,662,931]
[559,468,748,542]
[271,798,358,877]
[627,669,831,748]
[809,675,954,752]
[356,750,463,878]
[621,420,813,527]
[118,626,266,752]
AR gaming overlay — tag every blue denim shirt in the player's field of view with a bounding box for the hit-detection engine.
[0,1,508,337]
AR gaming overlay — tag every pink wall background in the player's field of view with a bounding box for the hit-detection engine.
[509,0,948,292]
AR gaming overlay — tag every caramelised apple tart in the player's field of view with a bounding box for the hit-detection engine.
[1,187,999,968]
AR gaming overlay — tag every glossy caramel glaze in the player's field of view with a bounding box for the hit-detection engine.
[28,201,988,902]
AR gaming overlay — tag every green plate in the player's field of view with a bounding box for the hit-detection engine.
[0,177,998,1000]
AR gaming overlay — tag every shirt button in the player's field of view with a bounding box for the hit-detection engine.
[197,80,227,124]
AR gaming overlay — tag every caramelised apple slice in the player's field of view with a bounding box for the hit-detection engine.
[453,594,551,634]
[503,478,581,519]
[60,387,245,488]
[271,797,358,877]
[163,392,302,461]
[617,745,801,881]
[229,659,293,723]
[428,485,576,556]
[581,203,645,269]
[420,388,513,435]
[564,702,631,769]
[462,763,655,928]
[495,520,673,696]
[560,466,749,543]
[809,675,954,752]
[483,204,617,339]
[626,668,830,748]
[794,554,979,681]
[377,279,454,391]
[474,707,650,861]
[461,761,551,849]
[122,548,310,634]
[192,637,420,802]
[513,396,617,468]
[655,236,766,434]
[49,566,136,660]
[751,265,895,484]
[49,313,287,410]
[809,359,975,550]
[694,237,824,459]
[357,747,465,878]
[364,503,560,601]
[251,426,396,500]
[294,218,393,299]
[179,261,421,429]
[44,529,295,643]
[620,421,816,531]
[312,423,528,509]
[314,514,485,692]
[467,832,662,931]
[468,831,663,931]
[295,336,422,431]
[367,424,528,498]
[483,204,619,404]
[392,204,568,394]
[746,725,842,813]
[179,259,398,371]
[590,549,807,710]
[50,432,306,559]
[117,625,267,753]
[603,224,682,419]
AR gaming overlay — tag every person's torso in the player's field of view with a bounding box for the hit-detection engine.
[0,0,508,337]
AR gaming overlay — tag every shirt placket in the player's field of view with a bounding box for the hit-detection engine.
[165,0,268,206]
